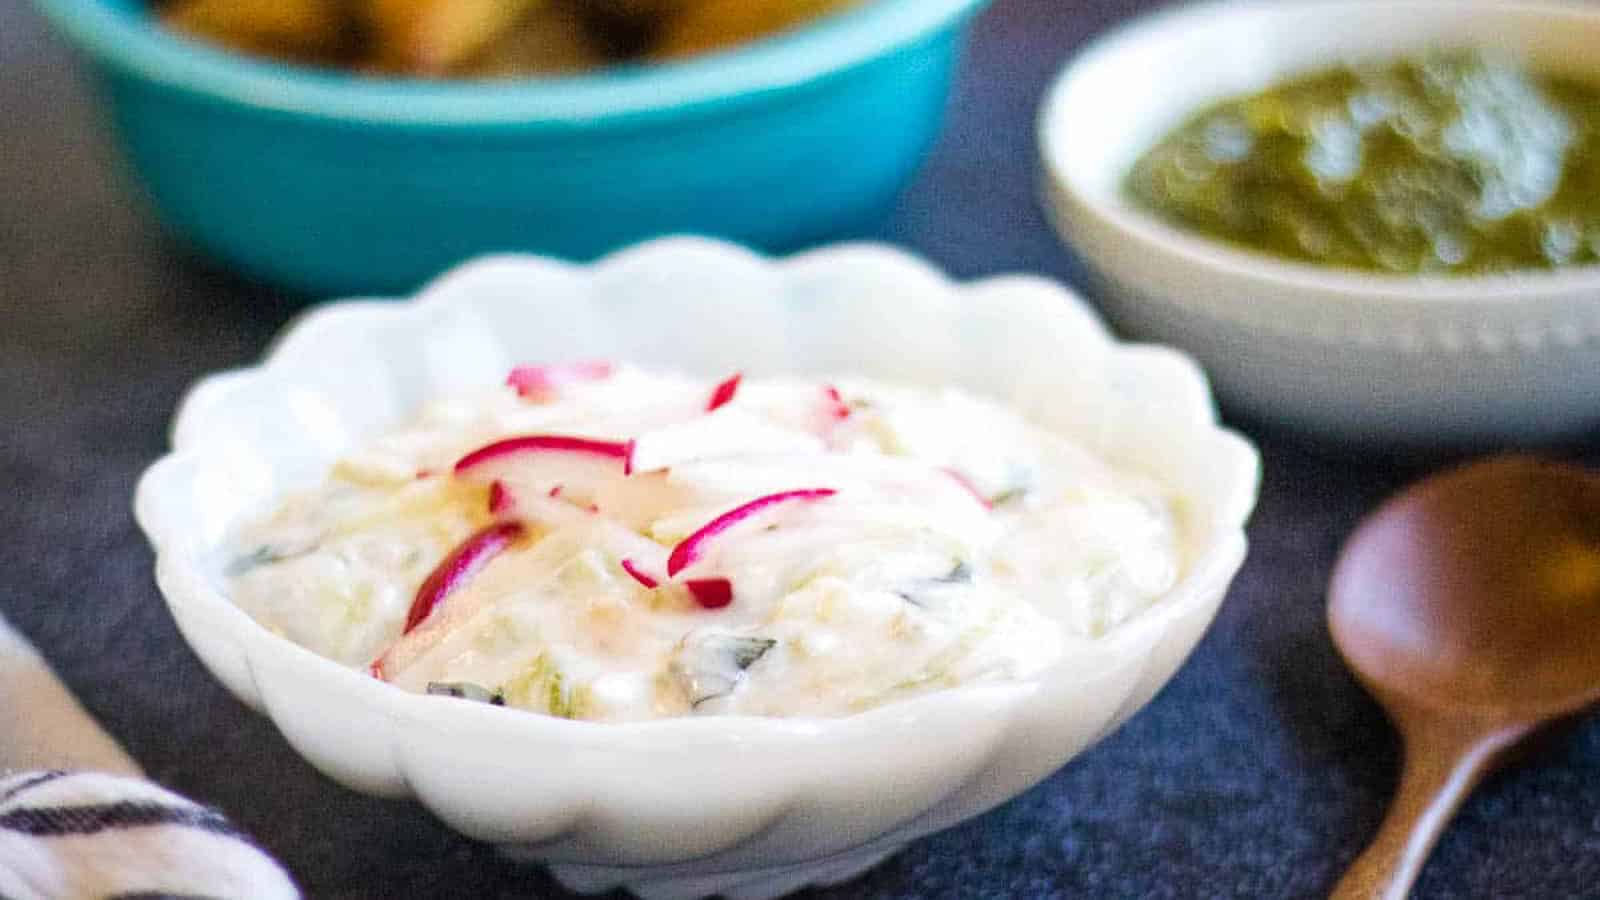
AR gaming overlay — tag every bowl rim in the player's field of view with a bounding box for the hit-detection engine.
[132,236,1260,745]
[32,0,988,126]
[1038,0,1600,306]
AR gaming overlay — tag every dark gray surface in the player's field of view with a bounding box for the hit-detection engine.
[5,0,1600,897]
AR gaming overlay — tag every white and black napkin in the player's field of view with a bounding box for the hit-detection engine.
[0,614,299,899]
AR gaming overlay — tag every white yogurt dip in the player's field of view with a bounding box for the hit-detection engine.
[226,363,1181,721]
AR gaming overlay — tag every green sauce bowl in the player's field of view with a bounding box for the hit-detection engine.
[1041,0,1600,448]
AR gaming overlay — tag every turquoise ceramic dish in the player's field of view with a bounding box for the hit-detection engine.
[34,0,989,295]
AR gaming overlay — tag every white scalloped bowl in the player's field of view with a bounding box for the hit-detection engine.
[134,237,1257,900]
[1041,0,1600,448]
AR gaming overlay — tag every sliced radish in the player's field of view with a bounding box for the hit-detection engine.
[506,361,614,399]
[488,480,514,515]
[454,435,630,475]
[822,385,851,421]
[706,372,742,412]
[941,467,993,510]
[402,521,524,635]
[814,385,853,445]
[620,558,660,589]
[686,577,734,609]
[666,488,837,577]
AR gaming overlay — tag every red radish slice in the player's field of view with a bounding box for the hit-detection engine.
[620,558,660,589]
[454,435,630,475]
[941,467,993,510]
[686,577,734,609]
[822,385,851,421]
[402,522,524,634]
[706,373,742,412]
[506,361,614,398]
[488,480,514,514]
[666,488,837,577]
[815,386,852,445]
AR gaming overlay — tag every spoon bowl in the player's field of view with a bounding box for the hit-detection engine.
[1328,456,1600,899]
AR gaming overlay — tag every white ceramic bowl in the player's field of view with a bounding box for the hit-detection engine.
[1040,0,1600,448]
[133,237,1257,900]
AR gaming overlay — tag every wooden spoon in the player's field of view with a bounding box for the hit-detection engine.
[1327,455,1600,900]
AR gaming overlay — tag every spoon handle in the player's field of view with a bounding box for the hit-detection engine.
[1330,719,1526,900]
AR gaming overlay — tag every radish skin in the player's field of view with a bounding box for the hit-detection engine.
[402,521,525,634]
[706,372,742,412]
[686,577,734,609]
[941,468,993,510]
[666,488,837,577]
[506,361,613,399]
[620,558,660,589]
[454,435,630,474]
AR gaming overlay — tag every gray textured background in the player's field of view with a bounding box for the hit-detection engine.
[5,0,1600,896]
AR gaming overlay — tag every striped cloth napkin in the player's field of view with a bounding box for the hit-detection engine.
[0,614,298,899]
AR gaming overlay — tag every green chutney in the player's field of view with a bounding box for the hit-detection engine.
[1125,53,1600,274]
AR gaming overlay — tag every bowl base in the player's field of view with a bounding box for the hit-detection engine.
[500,842,903,900]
